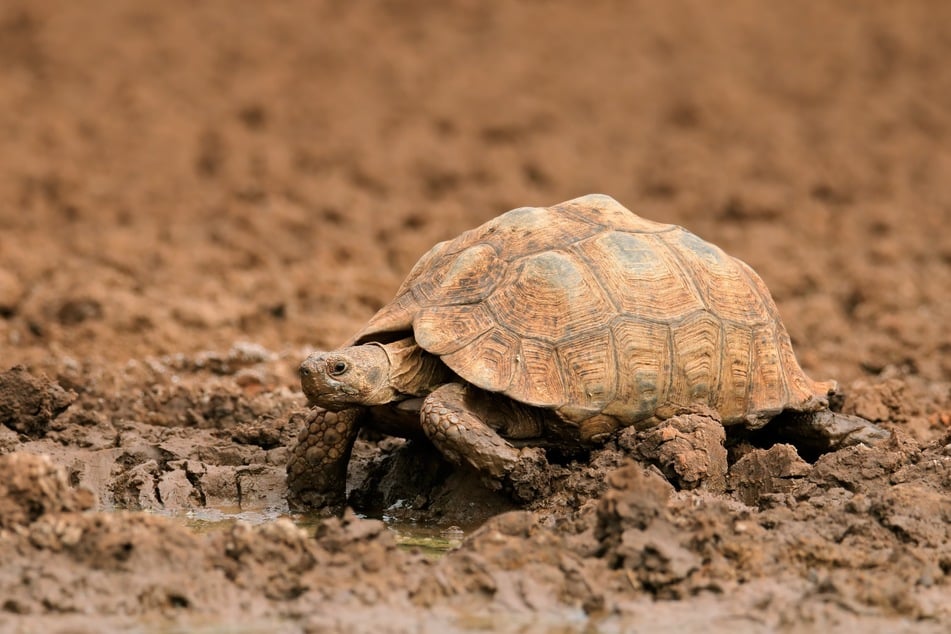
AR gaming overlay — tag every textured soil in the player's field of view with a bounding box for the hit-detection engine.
[1,1,950,632]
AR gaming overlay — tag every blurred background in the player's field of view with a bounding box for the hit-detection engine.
[0,0,948,391]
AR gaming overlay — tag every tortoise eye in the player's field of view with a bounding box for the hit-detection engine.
[329,360,348,376]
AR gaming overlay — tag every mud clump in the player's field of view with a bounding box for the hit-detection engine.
[727,443,811,506]
[595,464,700,597]
[0,366,74,438]
[416,510,605,619]
[621,410,728,492]
[1,486,433,623]
[4,438,950,628]
[0,452,94,529]
[588,440,951,621]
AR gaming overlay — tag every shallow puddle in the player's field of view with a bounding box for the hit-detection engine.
[145,613,596,634]
[378,513,468,556]
[159,504,469,557]
[172,505,285,532]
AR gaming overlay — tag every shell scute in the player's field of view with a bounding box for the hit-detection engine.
[667,311,723,410]
[508,337,568,408]
[580,231,705,320]
[661,230,772,325]
[747,324,790,422]
[411,242,504,306]
[555,328,617,416]
[606,317,670,424]
[440,326,520,393]
[559,194,673,233]
[414,303,496,355]
[486,250,614,343]
[478,205,602,259]
[717,322,754,422]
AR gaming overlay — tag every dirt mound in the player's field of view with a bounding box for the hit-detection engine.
[0,452,94,529]
[0,366,74,438]
[594,438,951,621]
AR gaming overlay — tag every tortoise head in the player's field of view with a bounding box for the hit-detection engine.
[299,344,396,410]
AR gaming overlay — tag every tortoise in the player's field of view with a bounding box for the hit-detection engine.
[286,194,887,508]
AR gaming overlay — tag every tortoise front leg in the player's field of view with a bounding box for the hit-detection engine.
[286,407,362,511]
[420,383,549,501]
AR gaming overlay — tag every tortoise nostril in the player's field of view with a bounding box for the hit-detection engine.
[299,364,311,377]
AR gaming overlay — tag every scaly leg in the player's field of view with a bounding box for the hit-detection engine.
[286,407,362,511]
[420,383,549,501]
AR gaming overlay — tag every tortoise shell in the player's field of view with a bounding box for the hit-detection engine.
[351,194,832,429]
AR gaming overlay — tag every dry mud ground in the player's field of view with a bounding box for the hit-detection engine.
[1,1,950,632]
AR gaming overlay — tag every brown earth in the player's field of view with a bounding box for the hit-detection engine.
[1,1,950,632]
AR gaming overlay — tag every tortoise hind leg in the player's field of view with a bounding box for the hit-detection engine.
[764,410,890,458]
[420,383,550,502]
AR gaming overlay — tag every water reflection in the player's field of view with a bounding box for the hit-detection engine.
[159,503,469,557]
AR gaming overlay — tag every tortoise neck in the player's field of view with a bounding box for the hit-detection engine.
[378,337,452,397]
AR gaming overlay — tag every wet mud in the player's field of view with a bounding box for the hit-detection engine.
[1,1,950,632]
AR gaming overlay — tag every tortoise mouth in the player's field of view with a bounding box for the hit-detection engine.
[300,372,363,411]
[299,355,338,402]
[300,372,337,408]
[304,390,352,412]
